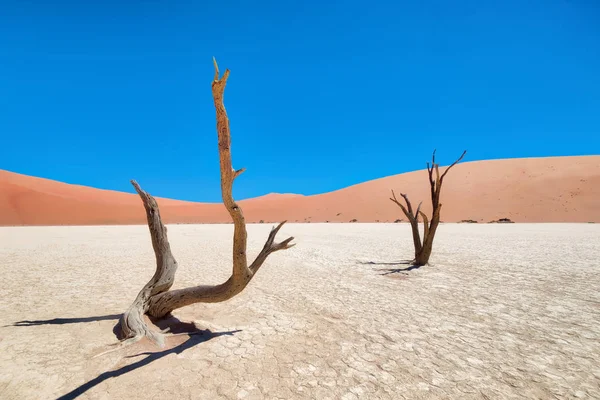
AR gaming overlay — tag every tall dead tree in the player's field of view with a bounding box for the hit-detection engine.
[117,59,295,348]
[390,150,466,266]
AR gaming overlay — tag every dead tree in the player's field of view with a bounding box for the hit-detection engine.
[390,150,466,266]
[117,59,295,347]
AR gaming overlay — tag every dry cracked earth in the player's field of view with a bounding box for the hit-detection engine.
[1,223,599,399]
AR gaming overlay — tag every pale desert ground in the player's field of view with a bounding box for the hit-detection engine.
[2,155,599,225]
[1,223,599,399]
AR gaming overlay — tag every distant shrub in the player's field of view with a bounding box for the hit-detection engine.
[488,218,514,223]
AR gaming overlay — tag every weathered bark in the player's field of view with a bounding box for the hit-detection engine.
[117,59,295,347]
[390,150,466,266]
[117,181,178,346]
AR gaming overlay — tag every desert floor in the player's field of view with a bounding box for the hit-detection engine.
[1,223,599,399]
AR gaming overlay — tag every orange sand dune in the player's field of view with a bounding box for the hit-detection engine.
[1,155,599,225]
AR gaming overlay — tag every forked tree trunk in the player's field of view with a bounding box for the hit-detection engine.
[117,59,295,347]
[390,150,466,266]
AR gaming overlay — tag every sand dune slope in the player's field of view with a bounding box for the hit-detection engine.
[1,155,598,225]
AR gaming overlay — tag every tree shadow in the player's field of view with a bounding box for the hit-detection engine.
[55,328,241,400]
[377,265,423,275]
[111,313,211,340]
[9,314,121,327]
[10,312,239,399]
[357,260,414,266]
[10,312,212,338]
[356,260,424,275]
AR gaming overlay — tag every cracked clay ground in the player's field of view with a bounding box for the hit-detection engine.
[1,223,599,399]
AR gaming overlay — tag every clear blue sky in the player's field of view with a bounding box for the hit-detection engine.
[1,0,599,202]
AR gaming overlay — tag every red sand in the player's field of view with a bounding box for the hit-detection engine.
[1,156,599,225]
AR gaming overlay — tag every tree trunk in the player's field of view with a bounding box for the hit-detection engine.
[115,59,295,347]
[390,150,465,267]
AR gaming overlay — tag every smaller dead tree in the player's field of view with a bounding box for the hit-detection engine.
[390,150,466,266]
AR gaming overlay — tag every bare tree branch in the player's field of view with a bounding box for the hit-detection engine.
[400,193,415,216]
[414,202,423,222]
[390,190,422,254]
[233,168,246,180]
[211,58,251,281]
[249,221,296,274]
[428,150,437,204]
[419,210,430,243]
[440,150,467,182]
[390,190,411,220]
[117,180,179,347]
